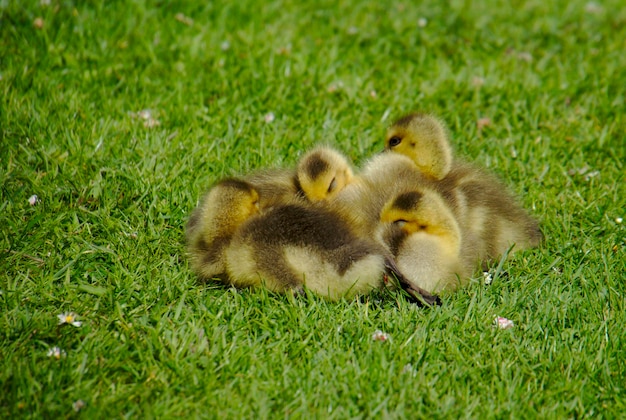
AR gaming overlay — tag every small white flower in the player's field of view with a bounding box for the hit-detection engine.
[47,346,66,359]
[402,363,417,377]
[372,330,391,342]
[264,112,275,123]
[57,312,82,327]
[616,217,623,224]
[327,81,344,93]
[584,170,600,181]
[131,109,161,128]
[220,41,230,51]
[72,400,86,412]
[494,316,514,330]
[417,18,428,28]
[568,165,589,176]
[483,271,493,285]
[28,195,39,206]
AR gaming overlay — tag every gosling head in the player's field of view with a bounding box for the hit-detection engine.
[297,147,354,202]
[205,178,260,234]
[385,113,453,180]
[185,178,260,279]
[380,189,460,241]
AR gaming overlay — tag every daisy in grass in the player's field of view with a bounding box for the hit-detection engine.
[58,312,82,327]
[47,346,66,359]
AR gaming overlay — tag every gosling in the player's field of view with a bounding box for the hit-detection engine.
[385,112,543,263]
[378,189,470,293]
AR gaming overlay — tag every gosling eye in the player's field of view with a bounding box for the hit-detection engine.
[388,136,402,147]
[393,219,408,228]
[327,177,337,193]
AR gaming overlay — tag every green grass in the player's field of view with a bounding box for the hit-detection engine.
[1,0,625,417]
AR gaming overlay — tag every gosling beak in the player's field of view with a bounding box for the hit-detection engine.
[383,256,441,307]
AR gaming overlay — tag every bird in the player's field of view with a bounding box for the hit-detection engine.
[319,152,464,293]
[223,201,383,299]
[186,178,261,281]
[377,188,470,293]
[231,146,355,209]
[225,201,439,304]
[385,113,453,180]
[326,152,430,239]
[187,177,438,304]
[384,112,543,264]
[185,146,356,284]
[296,146,355,202]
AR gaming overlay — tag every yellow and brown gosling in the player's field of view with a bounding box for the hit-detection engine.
[223,201,391,300]
[385,112,543,264]
[296,146,355,202]
[186,178,260,281]
[378,189,469,293]
[186,177,438,304]
[385,112,453,180]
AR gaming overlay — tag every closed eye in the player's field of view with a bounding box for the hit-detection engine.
[328,177,337,193]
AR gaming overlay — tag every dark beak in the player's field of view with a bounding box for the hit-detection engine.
[383,257,441,307]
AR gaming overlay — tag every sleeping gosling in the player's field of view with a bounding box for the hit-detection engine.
[224,201,392,300]
[385,112,543,263]
[186,146,356,283]
[186,178,260,281]
[378,189,470,293]
[296,146,355,202]
[326,152,431,239]
[216,185,437,303]
[240,146,355,207]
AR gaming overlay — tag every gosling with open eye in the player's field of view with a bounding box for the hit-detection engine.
[385,112,543,264]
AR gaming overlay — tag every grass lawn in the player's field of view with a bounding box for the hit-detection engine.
[1,0,625,417]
